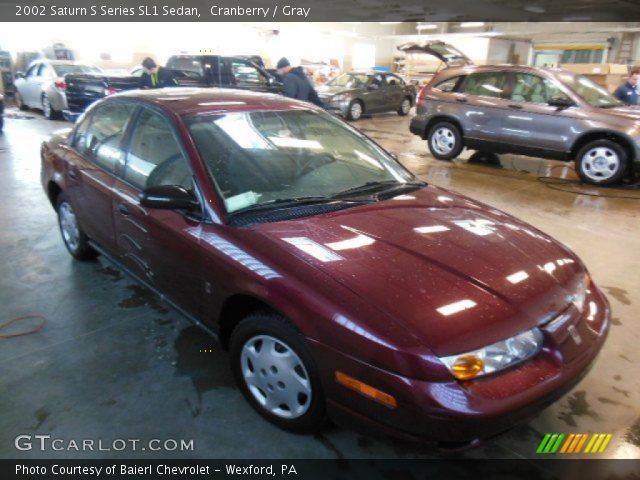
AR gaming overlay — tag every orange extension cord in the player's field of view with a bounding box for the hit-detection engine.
[0,314,46,339]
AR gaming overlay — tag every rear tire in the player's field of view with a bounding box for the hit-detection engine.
[397,97,412,116]
[229,312,327,433]
[42,94,59,120]
[575,139,628,186]
[346,100,363,121]
[427,121,463,160]
[56,192,98,261]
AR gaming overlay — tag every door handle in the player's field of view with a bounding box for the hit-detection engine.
[118,204,130,216]
[456,97,467,103]
[508,104,523,109]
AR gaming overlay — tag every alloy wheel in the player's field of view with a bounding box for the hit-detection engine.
[350,102,362,120]
[581,147,620,182]
[59,202,80,252]
[431,127,456,155]
[240,335,312,419]
[401,99,411,114]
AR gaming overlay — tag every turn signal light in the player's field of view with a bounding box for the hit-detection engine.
[451,355,484,381]
[335,371,398,409]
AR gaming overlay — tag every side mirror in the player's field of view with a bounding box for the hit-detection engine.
[140,185,199,210]
[15,71,25,79]
[548,97,574,109]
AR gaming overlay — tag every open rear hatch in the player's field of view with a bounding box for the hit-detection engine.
[397,40,474,68]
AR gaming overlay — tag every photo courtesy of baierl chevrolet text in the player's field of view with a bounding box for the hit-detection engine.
[0,0,639,479]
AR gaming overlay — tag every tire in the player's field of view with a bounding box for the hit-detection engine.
[575,139,628,186]
[56,192,98,261]
[16,92,27,111]
[427,121,464,161]
[42,94,59,120]
[397,97,412,116]
[346,100,363,121]
[229,312,326,433]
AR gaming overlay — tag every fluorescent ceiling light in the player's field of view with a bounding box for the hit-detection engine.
[417,24,438,30]
[460,22,485,28]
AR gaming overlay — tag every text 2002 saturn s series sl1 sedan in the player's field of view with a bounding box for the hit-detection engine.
[40,88,610,446]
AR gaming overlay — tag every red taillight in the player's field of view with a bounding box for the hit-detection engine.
[54,80,66,91]
[104,87,117,96]
[417,75,438,110]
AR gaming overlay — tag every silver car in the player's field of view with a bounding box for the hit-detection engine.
[15,60,100,120]
[407,42,640,185]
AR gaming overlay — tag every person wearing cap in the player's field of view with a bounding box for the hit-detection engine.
[140,57,177,89]
[276,57,323,107]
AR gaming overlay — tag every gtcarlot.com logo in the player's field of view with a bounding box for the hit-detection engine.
[537,432,613,454]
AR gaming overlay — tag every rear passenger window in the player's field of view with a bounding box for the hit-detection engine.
[433,76,463,92]
[75,103,135,173]
[511,73,572,104]
[124,109,192,191]
[462,72,507,98]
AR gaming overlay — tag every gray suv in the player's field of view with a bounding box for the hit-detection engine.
[408,45,640,185]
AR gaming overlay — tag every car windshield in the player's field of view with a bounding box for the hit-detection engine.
[53,64,101,76]
[187,109,416,214]
[558,72,622,108]
[328,73,370,89]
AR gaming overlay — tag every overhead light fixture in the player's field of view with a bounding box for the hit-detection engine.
[417,23,438,30]
[460,22,485,28]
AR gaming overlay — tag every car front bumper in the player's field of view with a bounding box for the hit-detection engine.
[309,286,610,444]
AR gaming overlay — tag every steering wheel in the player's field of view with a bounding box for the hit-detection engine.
[146,153,189,188]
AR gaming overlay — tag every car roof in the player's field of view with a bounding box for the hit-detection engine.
[112,87,315,116]
[441,64,563,76]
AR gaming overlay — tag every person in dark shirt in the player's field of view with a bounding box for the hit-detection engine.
[139,57,177,89]
[276,58,323,107]
[613,66,640,105]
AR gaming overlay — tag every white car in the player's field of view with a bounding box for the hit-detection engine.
[14,60,100,119]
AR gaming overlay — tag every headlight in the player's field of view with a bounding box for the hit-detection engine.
[439,328,544,381]
[570,274,590,313]
[331,94,347,104]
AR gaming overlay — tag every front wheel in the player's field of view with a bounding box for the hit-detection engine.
[575,139,628,186]
[56,193,98,261]
[346,100,363,121]
[229,313,326,433]
[427,121,463,160]
[397,97,412,116]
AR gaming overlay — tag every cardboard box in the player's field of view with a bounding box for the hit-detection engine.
[560,63,628,75]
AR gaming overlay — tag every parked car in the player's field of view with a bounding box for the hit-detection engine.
[15,60,101,119]
[407,41,640,185]
[317,71,416,120]
[62,55,283,121]
[0,93,4,133]
[41,88,610,444]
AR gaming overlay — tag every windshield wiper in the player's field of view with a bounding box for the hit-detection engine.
[331,180,426,200]
[229,196,372,217]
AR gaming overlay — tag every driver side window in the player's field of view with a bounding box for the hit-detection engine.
[124,109,192,191]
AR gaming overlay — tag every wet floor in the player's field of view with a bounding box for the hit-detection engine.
[0,106,638,460]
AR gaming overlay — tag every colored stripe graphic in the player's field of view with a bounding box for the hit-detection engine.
[539,433,613,454]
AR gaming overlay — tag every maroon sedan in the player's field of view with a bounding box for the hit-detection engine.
[40,88,610,445]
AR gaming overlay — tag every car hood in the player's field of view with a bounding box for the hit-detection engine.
[597,105,640,121]
[253,187,586,356]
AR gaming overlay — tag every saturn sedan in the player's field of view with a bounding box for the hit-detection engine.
[40,88,610,445]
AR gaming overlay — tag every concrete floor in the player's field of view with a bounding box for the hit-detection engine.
[0,106,639,460]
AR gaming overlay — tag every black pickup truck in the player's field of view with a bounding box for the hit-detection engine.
[63,55,282,121]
